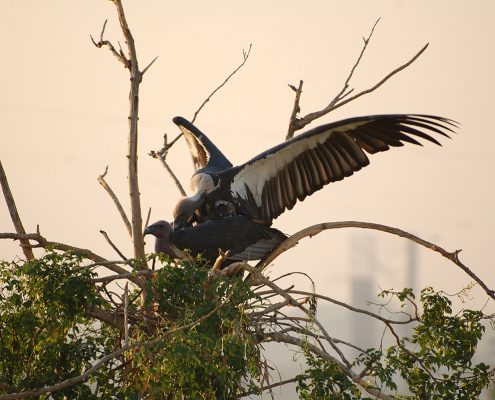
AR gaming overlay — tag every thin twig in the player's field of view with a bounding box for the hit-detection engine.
[92,269,155,283]
[80,260,129,269]
[286,80,304,139]
[148,43,253,188]
[149,135,187,196]
[97,166,132,236]
[260,331,392,400]
[236,377,300,398]
[246,266,352,368]
[145,207,152,227]
[99,230,127,260]
[124,282,129,346]
[288,17,428,133]
[191,44,252,123]
[329,43,430,113]
[339,18,381,96]
[141,55,159,76]
[293,43,429,132]
[0,161,34,260]
[90,19,129,69]
[279,289,414,325]
[287,19,380,135]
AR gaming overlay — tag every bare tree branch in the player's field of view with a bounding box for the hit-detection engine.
[0,161,34,260]
[99,230,127,260]
[235,377,300,398]
[148,44,253,197]
[246,265,352,368]
[149,134,187,197]
[110,0,146,263]
[90,19,129,69]
[141,55,159,76]
[0,232,144,288]
[124,282,129,346]
[144,206,152,227]
[287,18,429,134]
[97,166,132,236]
[286,80,304,139]
[256,221,494,301]
[284,289,415,325]
[89,306,125,331]
[191,44,252,123]
[327,43,429,114]
[287,19,380,136]
[92,269,154,283]
[260,331,392,400]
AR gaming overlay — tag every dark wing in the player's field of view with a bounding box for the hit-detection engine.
[227,114,456,223]
[173,116,232,172]
[170,216,287,263]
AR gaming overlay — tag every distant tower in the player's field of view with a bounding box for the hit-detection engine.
[406,240,418,295]
[398,240,419,340]
[350,234,378,351]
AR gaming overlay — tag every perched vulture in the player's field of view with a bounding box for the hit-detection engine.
[144,216,287,264]
[172,114,455,228]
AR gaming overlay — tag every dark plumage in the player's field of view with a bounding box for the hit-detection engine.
[172,114,456,228]
[144,216,287,265]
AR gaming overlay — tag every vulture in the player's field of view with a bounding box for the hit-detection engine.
[172,114,455,229]
[144,216,287,264]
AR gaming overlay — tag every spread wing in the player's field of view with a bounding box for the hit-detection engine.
[173,116,232,172]
[227,114,456,223]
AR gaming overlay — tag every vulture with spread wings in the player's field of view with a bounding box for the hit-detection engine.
[172,114,455,229]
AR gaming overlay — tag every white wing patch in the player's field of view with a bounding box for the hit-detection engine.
[230,121,367,207]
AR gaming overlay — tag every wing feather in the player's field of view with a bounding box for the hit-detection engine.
[173,116,233,172]
[226,114,454,224]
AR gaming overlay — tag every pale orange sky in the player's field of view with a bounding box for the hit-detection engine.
[1,2,494,394]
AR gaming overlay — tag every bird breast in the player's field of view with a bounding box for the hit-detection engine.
[190,173,216,193]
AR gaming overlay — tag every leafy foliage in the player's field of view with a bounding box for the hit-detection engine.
[295,287,494,399]
[0,253,493,399]
[383,287,493,399]
[124,255,261,399]
[296,350,361,399]
[0,251,119,398]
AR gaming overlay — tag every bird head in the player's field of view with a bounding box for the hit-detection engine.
[143,220,173,238]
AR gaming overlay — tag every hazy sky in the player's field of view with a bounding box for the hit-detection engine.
[1,2,494,388]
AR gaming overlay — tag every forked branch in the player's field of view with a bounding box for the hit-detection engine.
[286,18,429,137]
[92,0,159,263]
[149,135,187,196]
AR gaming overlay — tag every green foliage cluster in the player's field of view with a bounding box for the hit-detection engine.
[295,287,494,399]
[0,253,261,399]
[0,252,493,399]
[0,252,118,398]
[124,255,261,399]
